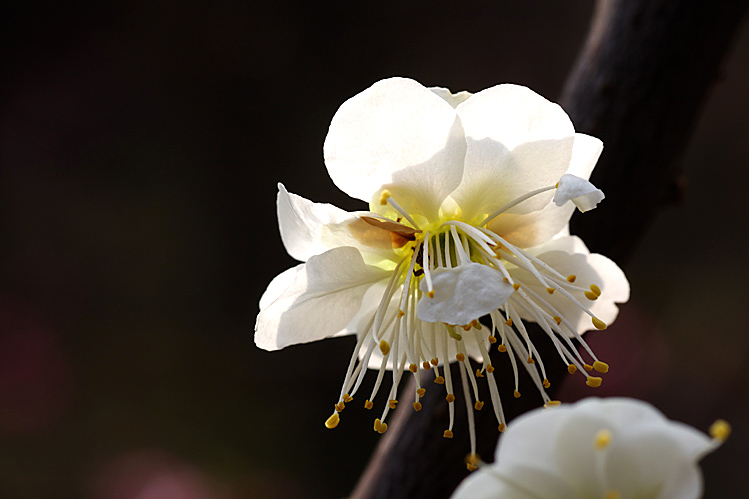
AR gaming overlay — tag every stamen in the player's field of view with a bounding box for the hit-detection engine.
[594,428,612,449]
[384,195,419,228]
[710,420,731,442]
[325,413,340,429]
[586,376,603,388]
[480,185,556,226]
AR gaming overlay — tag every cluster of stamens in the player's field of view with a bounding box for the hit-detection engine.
[324,187,612,468]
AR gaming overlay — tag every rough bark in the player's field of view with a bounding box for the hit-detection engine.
[350,1,748,497]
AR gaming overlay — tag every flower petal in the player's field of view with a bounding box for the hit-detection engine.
[429,86,472,108]
[568,133,603,179]
[323,77,466,222]
[451,465,575,499]
[254,247,390,351]
[417,263,514,326]
[451,84,576,221]
[277,184,398,264]
[511,236,630,334]
[553,174,605,212]
[258,264,303,311]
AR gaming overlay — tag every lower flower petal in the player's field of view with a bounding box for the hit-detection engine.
[254,247,390,351]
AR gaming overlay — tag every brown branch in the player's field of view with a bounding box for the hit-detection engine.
[350,1,748,498]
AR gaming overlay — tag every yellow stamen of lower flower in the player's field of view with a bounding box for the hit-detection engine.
[379,340,390,355]
[487,335,497,344]
[475,369,484,378]
[456,353,465,362]
[486,365,495,373]
[546,287,555,294]
[567,274,577,283]
[527,356,535,364]
[498,344,507,353]
[512,283,521,290]
[593,361,609,373]
[427,290,435,298]
[474,401,484,410]
[568,364,578,374]
[422,361,431,370]
[586,376,603,388]
[513,390,521,398]
[543,378,551,388]
[710,420,731,442]
[592,317,607,330]
[413,402,422,411]
[553,315,562,325]
[364,400,374,410]
[594,428,613,449]
[409,363,418,373]
[431,358,439,366]
[466,453,480,472]
[388,399,398,409]
[335,401,345,412]
[434,376,445,384]
[446,394,456,403]
[498,423,506,432]
[545,400,561,407]
[325,413,340,429]
[417,388,426,397]
[584,363,593,372]
[443,430,454,438]
[343,393,353,402]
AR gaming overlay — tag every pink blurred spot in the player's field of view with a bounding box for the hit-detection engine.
[0,299,73,434]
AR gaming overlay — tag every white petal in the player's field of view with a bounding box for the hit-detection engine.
[450,469,536,499]
[553,174,605,212]
[258,264,302,311]
[254,247,390,351]
[451,84,575,221]
[487,201,574,249]
[417,263,514,326]
[495,404,573,470]
[568,133,603,179]
[512,236,630,334]
[277,184,398,264]
[429,86,472,108]
[451,465,576,499]
[324,77,465,221]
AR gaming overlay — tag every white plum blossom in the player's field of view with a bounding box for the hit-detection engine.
[451,397,730,499]
[255,77,629,453]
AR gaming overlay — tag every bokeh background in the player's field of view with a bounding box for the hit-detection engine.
[1,1,747,497]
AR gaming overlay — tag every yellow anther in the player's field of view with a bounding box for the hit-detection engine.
[446,394,455,403]
[416,388,426,397]
[409,363,418,373]
[605,491,621,499]
[590,284,602,296]
[593,360,609,373]
[594,428,613,449]
[374,418,388,434]
[503,277,509,283]
[567,274,577,283]
[512,283,521,290]
[475,369,484,378]
[456,353,465,362]
[388,399,398,409]
[398,310,405,318]
[379,340,390,355]
[443,430,454,439]
[584,363,593,372]
[586,376,603,388]
[364,400,374,410]
[434,376,445,384]
[498,344,507,353]
[513,390,521,398]
[553,315,562,325]
[335,402,345,412]
[413,402,422,412]
[487,335,497,344]
[474,401,484,411]
[461,324,472,331]
[423,361,432,371]
[592,317,607,330]
[585,290,599,300]
[568,364,578,374]
[545,400,561,407]
[486,364,495,373]
[343,393,353,403]
[498,423,506,432]
[709,419,731,442]
[471,319,481,329]
[379,190,391,206]
[325,413,340,429]
[527,356,535,364]
[465,453,480,471]
[446,325,463,341]
[431,358,439,366]
[546,287,555,295]
[504,318,513,327]
[427,290,435,298]
[542,378,551,388]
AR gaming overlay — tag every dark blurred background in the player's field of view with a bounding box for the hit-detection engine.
[1,1,747,498]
